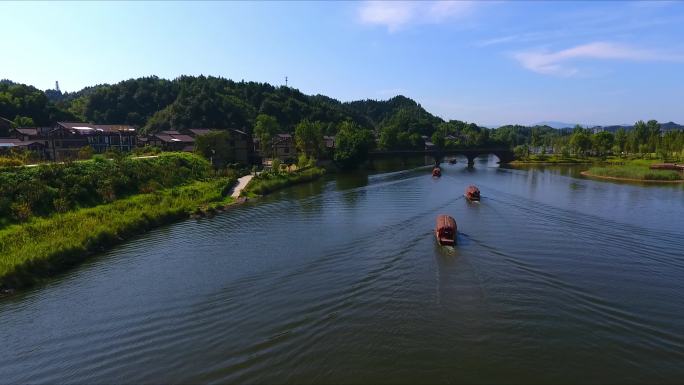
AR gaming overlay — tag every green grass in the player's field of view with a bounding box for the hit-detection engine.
[0,177,235,290]
[242,167,325,197]
[587,163,681,181]
[511,155,595,164]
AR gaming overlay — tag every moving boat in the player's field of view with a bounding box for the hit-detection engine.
[465,185,480,201]
[435,215,457,246]
[432,167,442,177]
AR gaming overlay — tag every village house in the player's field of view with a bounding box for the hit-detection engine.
[254,133,297,163]
[321,135,336,159]
[0,138,48,159]
[49,122,137,160]
[0,116,13,136]
[146,130,195,152]
[188,128,254,165]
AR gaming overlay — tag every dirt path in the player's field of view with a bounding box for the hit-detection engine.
[231,174,254,198]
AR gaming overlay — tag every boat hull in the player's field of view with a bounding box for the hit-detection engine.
[465,185,480,201]
[432,167,442,177]
[435,215,457,246]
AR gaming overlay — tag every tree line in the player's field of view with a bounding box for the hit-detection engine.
[500,121,684,160]
[2,76,683,166]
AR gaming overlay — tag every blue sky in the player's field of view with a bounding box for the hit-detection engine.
[1,1,683,126]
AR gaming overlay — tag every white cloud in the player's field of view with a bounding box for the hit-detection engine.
[358,1,476,32]
[513,42,684,76]
[475,34,519,47]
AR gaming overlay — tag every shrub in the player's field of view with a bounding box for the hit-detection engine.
[0,153,212,227]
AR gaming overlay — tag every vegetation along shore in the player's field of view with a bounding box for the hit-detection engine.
[0,152,329,292]
[582,159,683,183]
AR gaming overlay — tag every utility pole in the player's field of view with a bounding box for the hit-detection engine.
[285,76,288,87]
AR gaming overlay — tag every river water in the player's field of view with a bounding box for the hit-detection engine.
[1,156,683,384]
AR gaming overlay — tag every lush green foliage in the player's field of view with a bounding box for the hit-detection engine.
[334,121,374,169]
[295,119,324,157]
[0,153,211,225]
[0,177,235,289]
[0,80,76,130]
[242,167,325,196]
[496,121,684,160]
[588,163,681,181]
[253,114,279,154]
[193,130,236,168]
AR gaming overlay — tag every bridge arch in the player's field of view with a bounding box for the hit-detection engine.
[368,148,515,168]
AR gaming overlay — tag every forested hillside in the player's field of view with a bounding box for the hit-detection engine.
[1,76,448,137]
[1,76,682,155]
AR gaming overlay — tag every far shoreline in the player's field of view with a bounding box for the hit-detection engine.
[580,171,684,184]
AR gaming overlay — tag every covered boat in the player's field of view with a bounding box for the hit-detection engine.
[435,215,457,246]
[465,185,480,201]
[432,167,442,177]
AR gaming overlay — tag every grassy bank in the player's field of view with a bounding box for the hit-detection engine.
[241,167,325,197]
[0,177,236,290]
[584,159,682,182]
[510,155,596,164]
[0,152,211,229]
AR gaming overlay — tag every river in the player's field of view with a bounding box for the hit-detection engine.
[1,156,683,384]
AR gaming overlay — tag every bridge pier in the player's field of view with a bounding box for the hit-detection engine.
[466,155,476,168]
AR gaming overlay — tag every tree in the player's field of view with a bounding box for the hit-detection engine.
[570,127,592,156]
[646,119,661,152]
[513,144,530,160]
[592,131,614,158]
[295,119,323,158]
[194,131,234,168]
[253,114,279,155]
[530,127,541,147]
[615,128,627,153]
[12,115,35,127]
[632,120,649,152]
[334,121,374,170]
[378,124,399,150]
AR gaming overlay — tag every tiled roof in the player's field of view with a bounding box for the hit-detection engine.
[56,122,135,134]
[0,139,44,147]
[154,133,195,143]
[94,124,136,133]
[188,129,214,137]
[15,128,39,136]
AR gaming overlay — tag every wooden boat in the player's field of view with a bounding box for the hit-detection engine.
[432,167,442,177]
[435,215,457,246]
[650,163,684,171]
[465,185,480,201]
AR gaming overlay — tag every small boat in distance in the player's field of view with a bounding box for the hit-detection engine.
[465,185,480,201]
[435,215,457,246]
[432,167,442,177]
[448,159,457,164]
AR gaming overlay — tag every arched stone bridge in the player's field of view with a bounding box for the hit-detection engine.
[369,148,515,167]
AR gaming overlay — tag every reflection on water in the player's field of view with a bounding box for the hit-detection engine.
[1,156,683,384]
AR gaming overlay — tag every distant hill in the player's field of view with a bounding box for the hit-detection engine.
[0,76,446,137]
[598,122,683,133]
[534,121,580,129]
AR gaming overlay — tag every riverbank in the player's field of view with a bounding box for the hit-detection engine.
[510,155,595,165]
[241,167,325,197]
[584,159,683,182]
[581,171,684,183]
[0,177,237,292]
